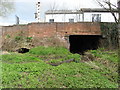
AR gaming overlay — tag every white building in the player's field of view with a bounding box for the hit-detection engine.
[45,8,118,22]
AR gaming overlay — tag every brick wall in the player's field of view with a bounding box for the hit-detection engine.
[28,23,57,38]
[2,25,29,38]
[2,22,101,38]
[56,22,101,36]
[1,22,101,50]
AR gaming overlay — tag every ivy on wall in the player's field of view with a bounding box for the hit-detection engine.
[100,22,118,49]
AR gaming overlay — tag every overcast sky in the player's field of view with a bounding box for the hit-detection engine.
[0,0,117,25]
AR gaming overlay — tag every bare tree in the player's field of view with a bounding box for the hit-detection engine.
[49,1,59,11]
[95,0,120,48]
[96,0,118,23]
[74,3,83,22]
[49,1,59,18]
[0,0,15,17]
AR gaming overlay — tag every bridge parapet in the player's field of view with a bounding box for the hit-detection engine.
[2,22,101,38]
[56,22,101,36]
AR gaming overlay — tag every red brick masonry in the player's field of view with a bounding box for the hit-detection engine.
[2,22,101,38]
[1,22,101,50]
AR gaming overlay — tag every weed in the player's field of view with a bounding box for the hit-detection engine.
[29,46,70,55]
[15,36,23,41]
[2,53,40,63]
[6,35,10,38]
[26,37,33,42]
[29,46,81,63]
[1,47,118,88]
[89,49,118,63]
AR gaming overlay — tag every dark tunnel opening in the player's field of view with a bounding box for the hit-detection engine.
[16,48,30,53]
[69,35,102,54]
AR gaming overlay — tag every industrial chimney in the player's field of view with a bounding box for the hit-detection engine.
[35,1,41,22]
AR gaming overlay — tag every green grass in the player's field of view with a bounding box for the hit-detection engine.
[29,46,71,55]
[29,46,81,63]
[89,48,118,63]
[2,53,40,63]
[1,46,118,88]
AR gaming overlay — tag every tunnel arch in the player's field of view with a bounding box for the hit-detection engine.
[69,35,102,54]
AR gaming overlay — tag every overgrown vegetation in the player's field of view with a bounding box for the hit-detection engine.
[29,46,80,63]
[89,48,118,63]
[1,46,118,88]
[100,23,118,49]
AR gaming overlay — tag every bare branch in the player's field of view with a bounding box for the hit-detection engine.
[103,1,117,8]
[96,0,109,10]
[96,0,118,24]
[49,1,59,11]
[107,1,118,23]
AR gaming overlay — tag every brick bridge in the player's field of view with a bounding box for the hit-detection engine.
[1,22,102,53]
[28,22,101,37]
